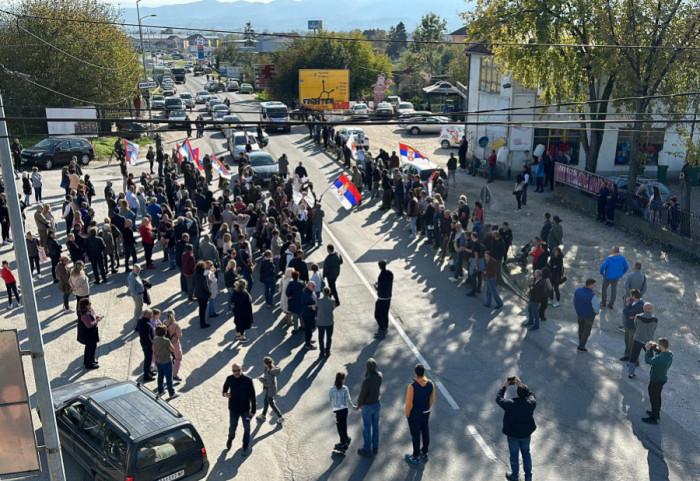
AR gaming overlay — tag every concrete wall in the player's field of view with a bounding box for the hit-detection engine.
[554,183,700,259]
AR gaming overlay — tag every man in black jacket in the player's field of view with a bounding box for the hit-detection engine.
[288,249,309,283]
[322,244,342,306]
[496,376,536,481]
[522,270,546,331]
[374,260,393,337]
[85,227,107,284]
[223,362,256,455]
[137,309,155,382]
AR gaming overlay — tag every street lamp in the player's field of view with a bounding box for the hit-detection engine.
[136,0,156,135]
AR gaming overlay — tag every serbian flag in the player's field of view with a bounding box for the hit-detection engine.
[399,143,429,164]
[212,154,231,179]
[330,174,361,209]
[123,139,139,166]
[177,143,188,165]
[426,170,438,196]
[184,140,203,171]
[346,134,357,160]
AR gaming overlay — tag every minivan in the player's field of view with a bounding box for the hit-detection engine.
[51,377,209,481]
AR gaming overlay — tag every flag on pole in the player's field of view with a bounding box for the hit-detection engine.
[346,134,357,160]
[123,139,139,166]
[399,142,429,164]
[330,174,361,209]
[212,154,231,179]
[193,148,204,172]
[184,140,203,171]
[178,144,188,165]
[426,170,438,196]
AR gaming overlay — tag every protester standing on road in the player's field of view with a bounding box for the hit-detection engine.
[128,264,145,330]
[374,260,393,337]
[547,216,563,248]
[316,287,336,358]
[522,270,546,331]
[57,256,73,314]
[194,261,211,328]
[599,246,629,309]
[330,372,356,452]
[11,138,23,174]
[573,278,601,352]
[356,358,383,457]
[624,262,647,298]
[301,281,318,350]
[447,153,457,186]
[77,298,101,370]
[620,289,644,361]
[231,279,253,343]
[164,311,184,381]
[483,251,504,309]
[256,356,284,424]
[278,154,289,179]
[458,136,468,170]
[627,302,658,379]
[153,325,179,400]
[323,244,342,306]
[137,309,155,382]
[642,338,672,424]
[496,376,536,481]
[69,260,89,312]
[547,247,564,307]
[223,362,256,455]
[146,146,155,175]
[404,364,435,465]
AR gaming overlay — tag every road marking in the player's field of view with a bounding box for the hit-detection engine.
[321,223,460,414]
[467,424,498,461]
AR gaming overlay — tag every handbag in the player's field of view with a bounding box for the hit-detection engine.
[38,246,48,262]
[560,275,567,284]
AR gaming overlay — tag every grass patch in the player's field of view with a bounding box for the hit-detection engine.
[91,136,152,160]
[256,90,273,102]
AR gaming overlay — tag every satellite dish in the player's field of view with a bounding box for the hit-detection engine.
[478,136,489,148]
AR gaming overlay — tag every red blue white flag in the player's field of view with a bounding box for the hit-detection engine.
[330,174,361,209]
[399,142,429,164]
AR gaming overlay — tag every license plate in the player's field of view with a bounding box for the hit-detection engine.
[158,469,185,481]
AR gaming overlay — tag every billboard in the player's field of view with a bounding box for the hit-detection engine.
[308,20,322,30]
[46,107,98,137]
[554,162,607,196]
[254,64,276,90]
[299,69,349,111]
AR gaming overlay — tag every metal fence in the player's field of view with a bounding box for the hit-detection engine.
[626,197,700,241]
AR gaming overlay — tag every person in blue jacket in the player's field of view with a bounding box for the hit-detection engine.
[599,246,629,309]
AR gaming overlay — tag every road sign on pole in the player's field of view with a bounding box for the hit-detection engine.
[138,81,158,89]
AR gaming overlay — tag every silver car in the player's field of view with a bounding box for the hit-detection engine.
[404,116,450,135]
[179,92,195,109]
[151,95,165,109]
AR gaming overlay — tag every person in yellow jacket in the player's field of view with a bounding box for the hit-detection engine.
[404,364,435,465]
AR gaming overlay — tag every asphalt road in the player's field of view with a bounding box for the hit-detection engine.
[3,72,698,481]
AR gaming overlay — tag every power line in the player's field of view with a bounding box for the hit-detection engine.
[2,8,700,51]
[16,23,140,72]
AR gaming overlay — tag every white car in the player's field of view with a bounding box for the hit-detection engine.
[338,127,370,149]
[351,103,370,119]
[161,83,177,96]
[395,101,415,116]
[403,116,450,135]
[228,131,261,159]
[151,95,165,109]
[179,92,195,109]
[195,90,211,104]
[211,104,230,119]
[375,102,394,116]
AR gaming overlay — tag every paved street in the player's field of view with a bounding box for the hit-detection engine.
[3,73,699,481]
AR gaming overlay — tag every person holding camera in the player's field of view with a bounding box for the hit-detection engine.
[643,338,672,424]
[627,302,658,379]
[496,376,536,481]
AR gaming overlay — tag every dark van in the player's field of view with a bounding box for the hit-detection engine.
[51,377,209,481]
[171,68,186,84]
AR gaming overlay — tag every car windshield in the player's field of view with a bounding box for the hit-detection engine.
[354,105,367,110]
[267,107,287,118]
[180,93,192,99]
[234,135,251,145]
[214,105,227,110]
[398,102,413,109]
[135,427,198,470]
[153,96,164,101]
[250,155,275,166]
[378,103,391,109]
[165,99,181,105]
[35,139,59,149]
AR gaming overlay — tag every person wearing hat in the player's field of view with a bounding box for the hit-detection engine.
[547,216,563,248]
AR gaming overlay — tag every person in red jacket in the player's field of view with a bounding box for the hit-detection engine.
[2,260,21,308]
[181,244,196,301]
[139,217,156,269]
[487,149,498,183]
[529,238,543,271]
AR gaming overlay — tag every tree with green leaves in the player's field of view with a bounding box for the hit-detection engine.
[412,13,447,77]
[362,29,389,55]
[243,22,255,48]
[269,30,393,103]
[386,22,408,60]
[0,0,140,126]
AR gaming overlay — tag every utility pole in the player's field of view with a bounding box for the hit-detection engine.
[136,0,155,137]
[0,94,66,480]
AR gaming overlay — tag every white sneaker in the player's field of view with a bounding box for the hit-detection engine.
[64,308,74,314]
[552,302,560,308]
[448,276,461,283]
[276,417,285,424]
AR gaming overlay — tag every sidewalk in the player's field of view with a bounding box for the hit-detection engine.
[437,168,700,437]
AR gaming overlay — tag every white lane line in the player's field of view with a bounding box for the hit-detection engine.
[322,224,459,411]
[467,425,498,461]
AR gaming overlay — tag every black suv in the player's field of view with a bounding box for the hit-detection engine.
[51,377,209,481]
[21,137,94,170]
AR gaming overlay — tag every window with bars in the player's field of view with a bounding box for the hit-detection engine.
[615,128,665,165]
[479,57,501,95]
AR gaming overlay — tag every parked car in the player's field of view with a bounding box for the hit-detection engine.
[338,127,370,149]
[195,91,211,104]
[50,377,209,481]
[115,121,148,140]
[239,83,254,94]
[21,137,94,170]
[607,176,671,207]
[169,110,190,129]
[164,97,185,116]
[398,159,449,199]
[205,81,224,93]
[152,95,166,109]
[226,80,240,92]
[246,152,279,184]
[351,103,371,119]
[374,102,394,117]
[387,95,401,109]
[179,92,195,109]
[439,125,465,149]
[395,101,416,116]
[228,131,260,159]
[403,116,450,135]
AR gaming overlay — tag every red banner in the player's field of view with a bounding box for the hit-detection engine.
[554,163,608,196]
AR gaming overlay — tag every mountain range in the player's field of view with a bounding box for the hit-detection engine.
[122,0,468,34]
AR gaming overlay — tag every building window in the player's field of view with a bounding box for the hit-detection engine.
[615,128,664,165]
[533,128,580,164]
[479,57,501,95]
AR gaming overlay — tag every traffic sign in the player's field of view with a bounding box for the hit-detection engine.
[139,81,157,89]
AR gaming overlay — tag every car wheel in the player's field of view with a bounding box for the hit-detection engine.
[441,140,450,149]
[80,154,90,166]
[42,157,54,170]
[411,127,420,135]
